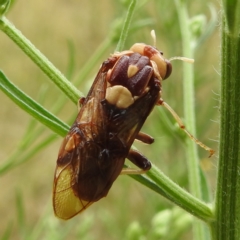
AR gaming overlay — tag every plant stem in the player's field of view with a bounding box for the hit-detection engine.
[0,71,69,136]
[115,0,137,52]
[75,37,112,85]
[146,164,214,222]
[174,0,207,239]
[213,1,240,239]
[0,16,81,103]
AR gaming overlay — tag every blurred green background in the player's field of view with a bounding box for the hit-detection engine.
[0,0,219,239]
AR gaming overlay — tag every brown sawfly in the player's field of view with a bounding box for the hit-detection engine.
[53,31,214,220]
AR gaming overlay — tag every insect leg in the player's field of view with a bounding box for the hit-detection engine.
[120,149,151,175]
[157,99,215,157]
[135,132,154,144]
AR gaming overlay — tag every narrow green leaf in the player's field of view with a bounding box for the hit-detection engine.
[0,71,69,136]
[0,17,82,103]
[115,0,137,52]
[128,164,214,222]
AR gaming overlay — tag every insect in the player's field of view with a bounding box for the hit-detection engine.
[53,32,214,220]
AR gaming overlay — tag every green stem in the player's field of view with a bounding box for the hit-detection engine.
[128,164,214,222]
[174,0,207,239]
[75,37,112,85]
[175,0,199,196]
[115,0,137,52]
[0,16,81,103]
[213,1,240,239]
[0,134,56,175]
[0,71,69,136]
[146,164,214,222]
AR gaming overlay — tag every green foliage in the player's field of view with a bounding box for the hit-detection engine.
[1,0,234,239]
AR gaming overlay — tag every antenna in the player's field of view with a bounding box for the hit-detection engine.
[150,30,194,64]
[169,56,195,64]
[150,30,156,47]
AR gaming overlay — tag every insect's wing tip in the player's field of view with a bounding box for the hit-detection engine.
[53,165,92,220]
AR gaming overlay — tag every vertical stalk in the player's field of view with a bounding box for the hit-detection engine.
[213,1,240,239]
[174,0,207,239]
[115,0,137,52]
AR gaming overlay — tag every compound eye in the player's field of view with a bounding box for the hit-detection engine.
[163,60,172,80]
